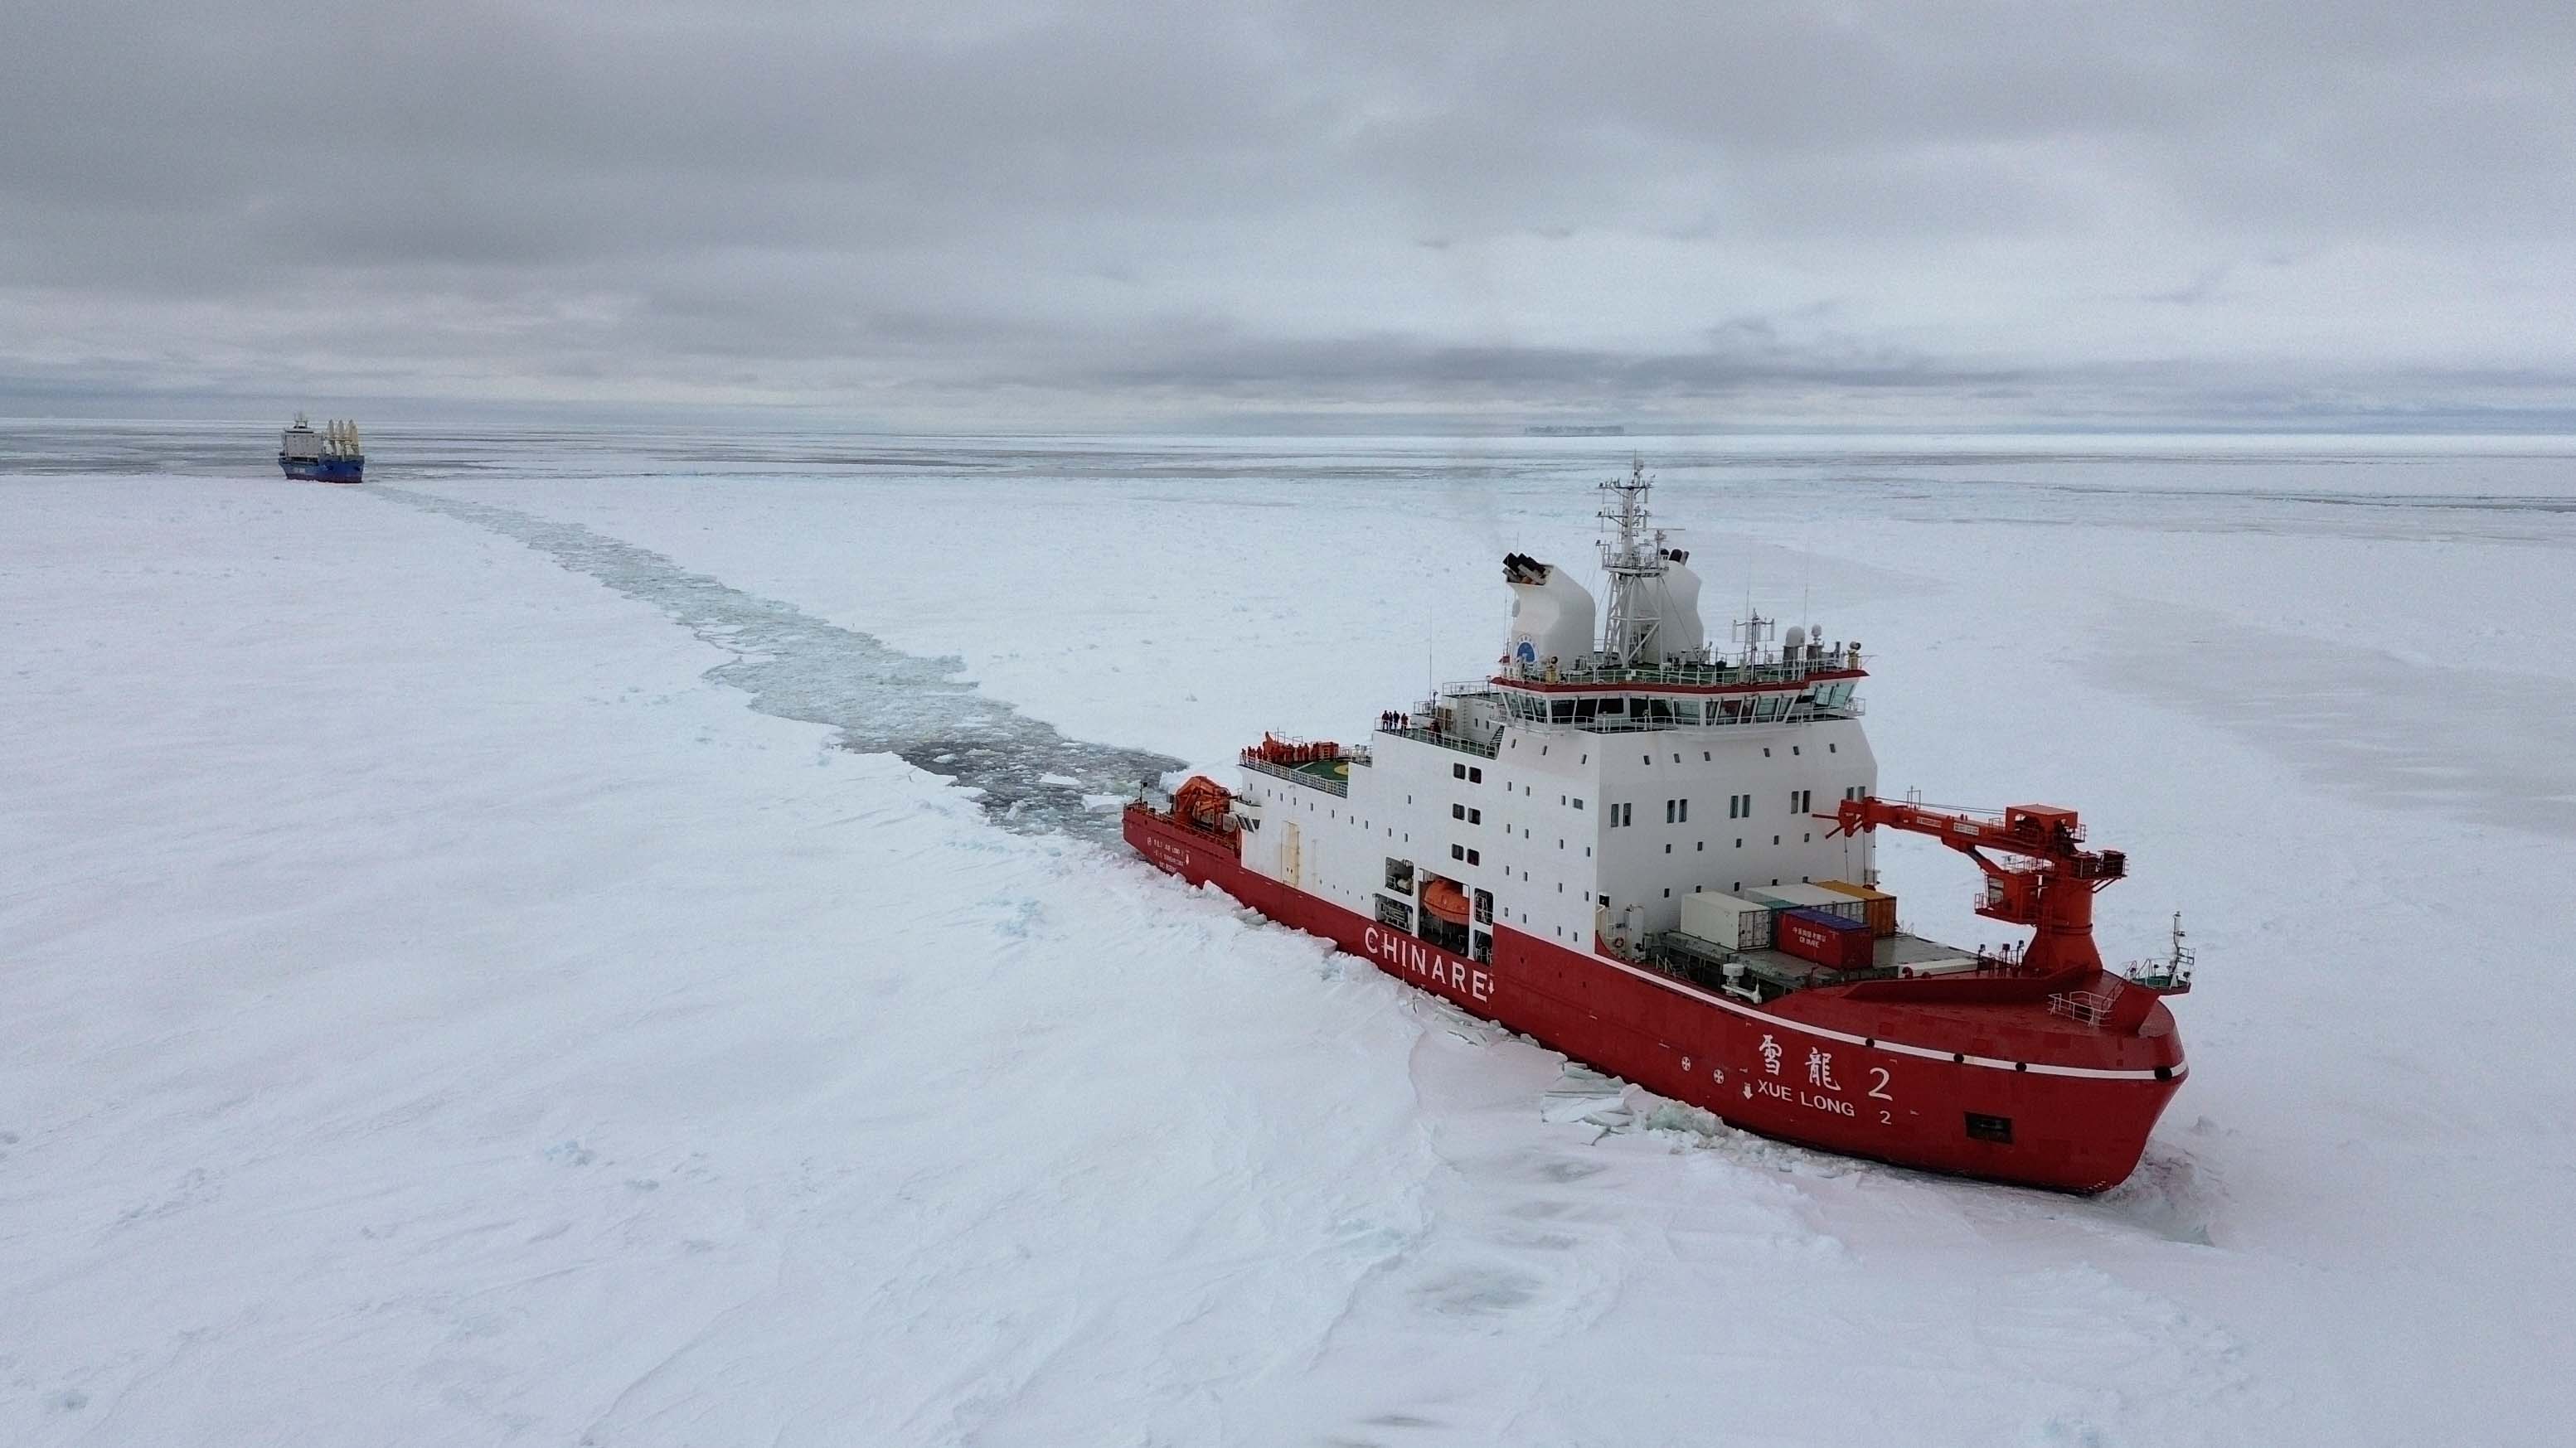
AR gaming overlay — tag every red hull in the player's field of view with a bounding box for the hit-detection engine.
[1128,807,2184,1192]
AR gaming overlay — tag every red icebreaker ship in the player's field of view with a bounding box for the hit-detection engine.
[1128,463,2193,1192]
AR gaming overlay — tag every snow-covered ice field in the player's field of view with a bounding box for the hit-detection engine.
[7,425,2574,1446]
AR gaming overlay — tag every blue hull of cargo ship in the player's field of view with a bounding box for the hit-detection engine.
[279,454,364,483]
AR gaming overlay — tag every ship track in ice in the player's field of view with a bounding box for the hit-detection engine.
[373,487,1181,838]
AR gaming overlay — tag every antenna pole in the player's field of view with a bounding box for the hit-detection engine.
[1596,458,1668,667]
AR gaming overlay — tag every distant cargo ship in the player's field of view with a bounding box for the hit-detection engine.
[1128,461,2195,1192]
[1525,424,1626,437]
[279,414,363,483]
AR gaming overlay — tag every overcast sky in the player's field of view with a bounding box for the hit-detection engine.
[5,1,2572,429]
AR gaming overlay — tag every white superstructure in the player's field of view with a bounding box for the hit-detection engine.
[279,414,362,461]
[1230,462,1879,966]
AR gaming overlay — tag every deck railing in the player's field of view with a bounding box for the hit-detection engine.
[1382,725,1500,759]
[1565,696,1865,733]
[1497,652,1864,690]
[1239,756,1351,797]
[2045,987,2122,1026]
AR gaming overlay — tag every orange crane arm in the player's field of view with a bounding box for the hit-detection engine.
[1823,797,2126,976]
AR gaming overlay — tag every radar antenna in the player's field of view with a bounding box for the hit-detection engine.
[1596,458,1669,666]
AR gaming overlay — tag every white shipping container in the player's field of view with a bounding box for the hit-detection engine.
[1680,892,1775,952]
[1897,956,1982,978]
[1744,884,1867,925]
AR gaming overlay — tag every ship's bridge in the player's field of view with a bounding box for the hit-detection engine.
[1474,645,1866,733]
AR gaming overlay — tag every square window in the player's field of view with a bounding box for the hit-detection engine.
[1470,768,1483,783]
[1966,1113,2014,1144]
[1451,844,1465,860]
[1453,763,1467,779]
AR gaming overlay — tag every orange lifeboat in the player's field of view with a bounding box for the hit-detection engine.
[1421,877,1472,926]
[1172,776,1235,831]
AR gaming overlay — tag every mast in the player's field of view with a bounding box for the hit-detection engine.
[1595,458,1668,666]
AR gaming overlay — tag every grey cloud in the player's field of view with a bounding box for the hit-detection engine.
[2,0,2573,426]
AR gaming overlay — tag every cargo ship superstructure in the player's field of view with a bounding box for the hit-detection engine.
[1127,462,2192,1192]
[278,414,364,483]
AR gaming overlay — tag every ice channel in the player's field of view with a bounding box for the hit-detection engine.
[376,487,1183,838]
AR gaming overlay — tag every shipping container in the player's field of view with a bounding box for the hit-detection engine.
[1776,907,1874,971]
[1742,883,1867,926]
[1816,879,1899,937]
[1679,891,1774,952]
[1897,955,1982,978]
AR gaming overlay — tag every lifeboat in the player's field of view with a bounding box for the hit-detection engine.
[1172,776,1236,831]
[1421,877,1472,926]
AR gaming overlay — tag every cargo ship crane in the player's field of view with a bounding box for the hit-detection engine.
[1824,798,2127,976]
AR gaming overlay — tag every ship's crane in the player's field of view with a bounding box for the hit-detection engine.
[1822,797,2127,977]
